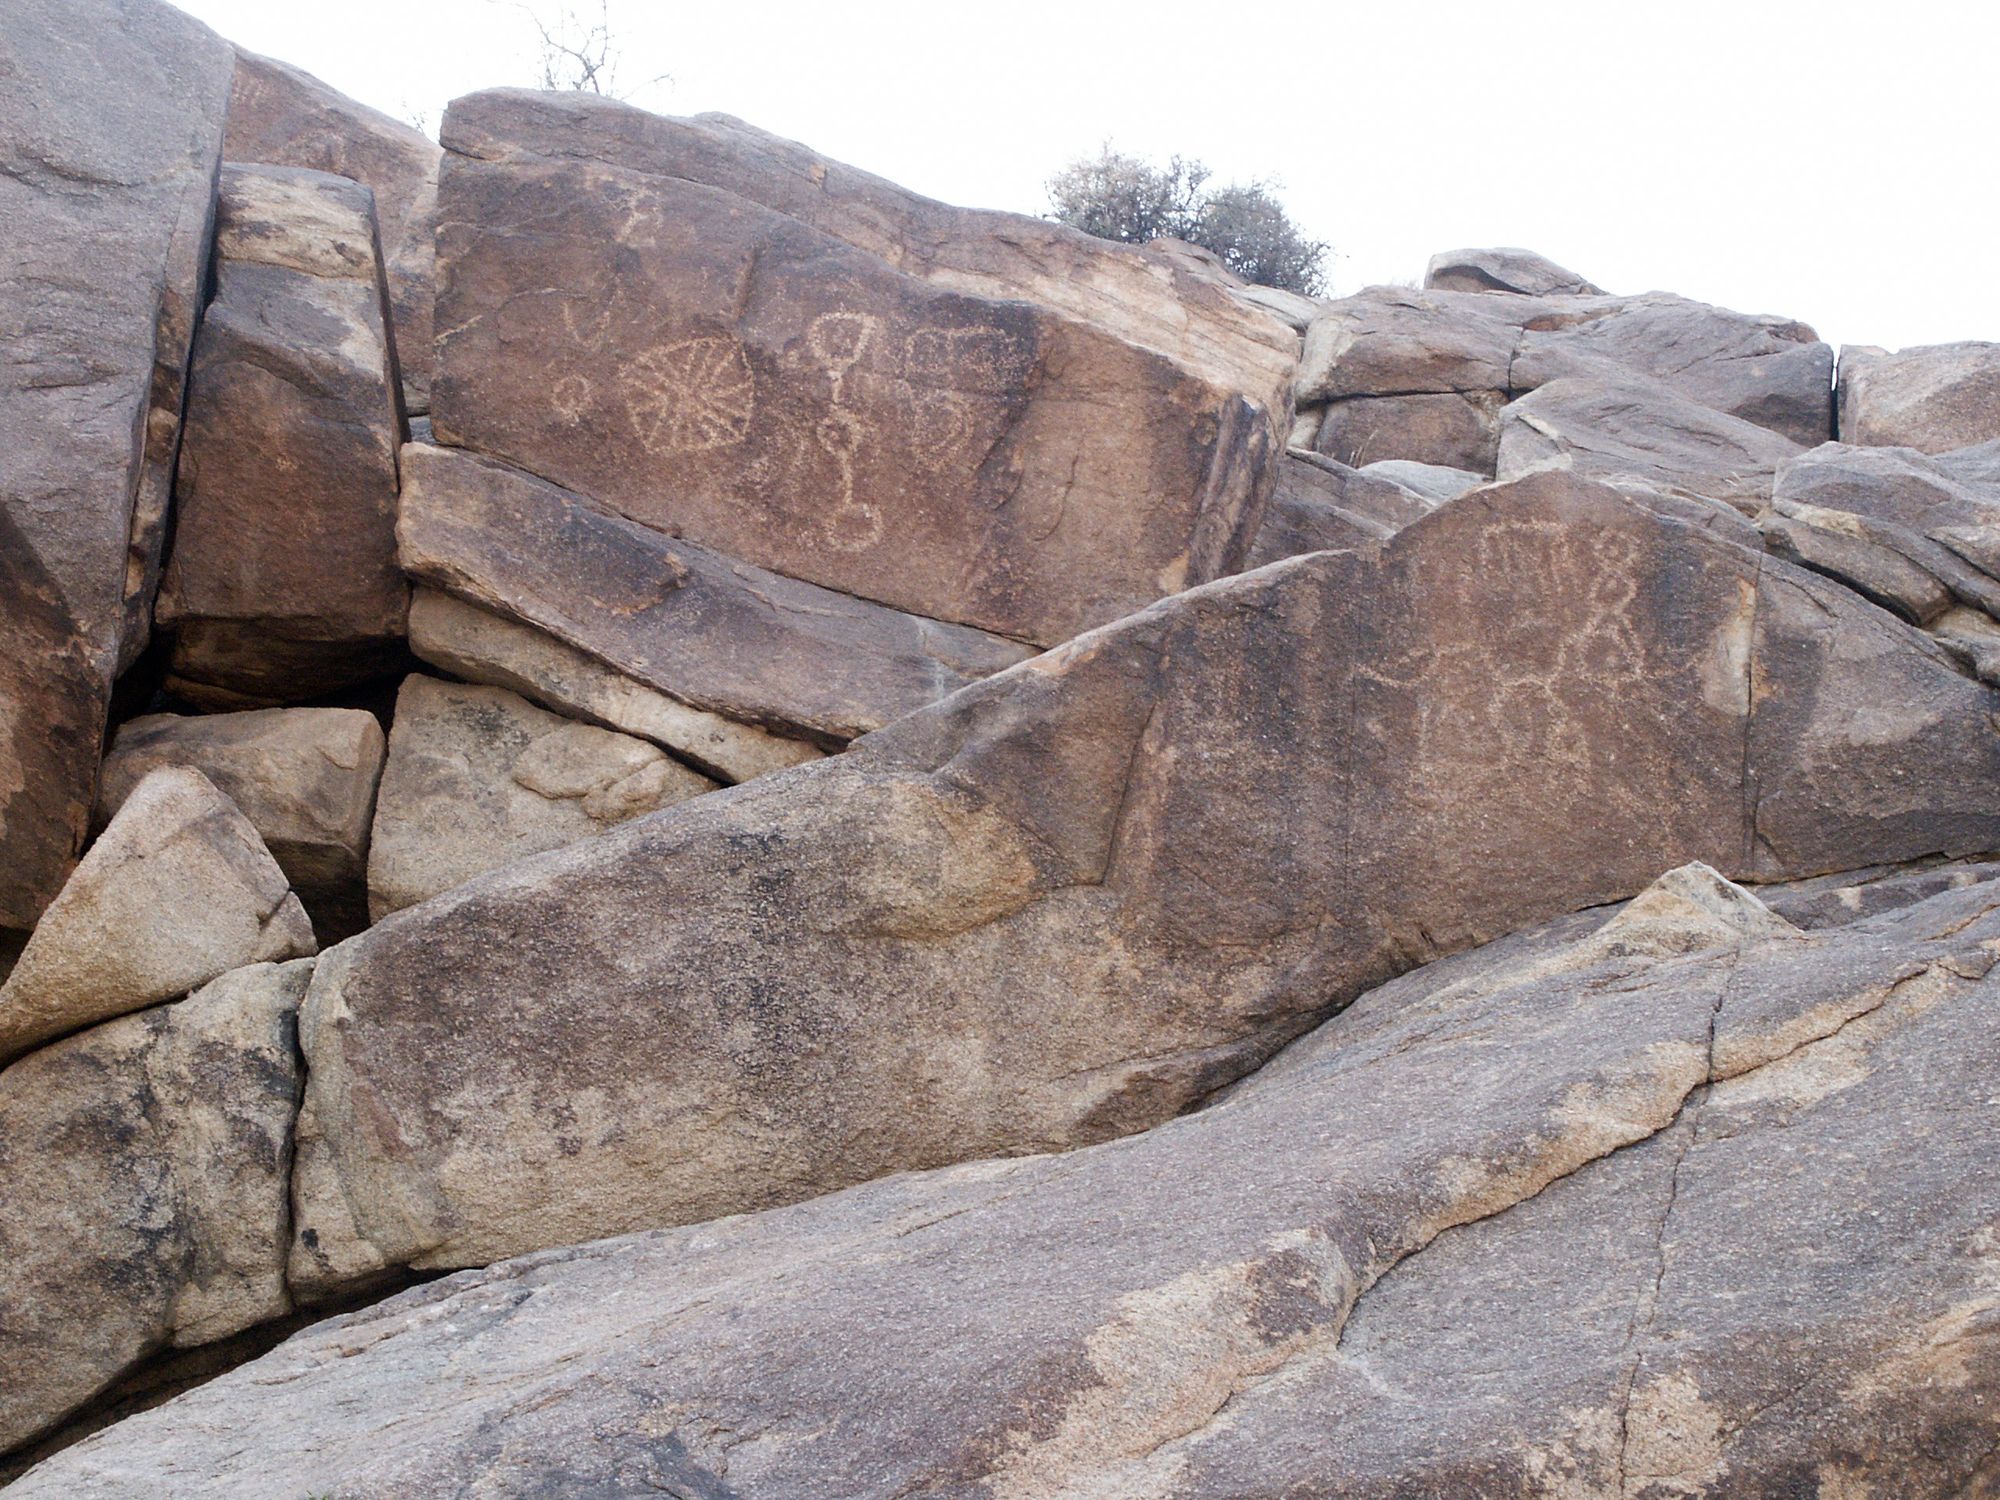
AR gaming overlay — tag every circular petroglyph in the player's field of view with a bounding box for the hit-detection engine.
[626,336,756,456]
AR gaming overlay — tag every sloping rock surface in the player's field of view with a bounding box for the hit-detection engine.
[1424,244,1605,296]
[283,473,2000,1290]
[16,873,1999,1497]
[0,0,234,930]
[0,960,309,1455]
[1839,340,2000,453]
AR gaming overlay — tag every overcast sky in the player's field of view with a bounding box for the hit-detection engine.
[176,0,1996,354]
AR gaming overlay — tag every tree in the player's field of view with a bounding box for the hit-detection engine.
[1045,147,1328,297]
[511,1,667,100]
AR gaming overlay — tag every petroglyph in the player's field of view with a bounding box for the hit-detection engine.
[807,310,885,551]
[625,335,756,457]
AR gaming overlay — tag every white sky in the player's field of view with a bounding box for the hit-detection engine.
[175,0,1997,354]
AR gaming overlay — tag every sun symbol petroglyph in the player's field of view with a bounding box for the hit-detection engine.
[625,336,756,457]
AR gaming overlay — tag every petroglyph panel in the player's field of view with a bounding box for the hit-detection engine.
[433,126,1275,646]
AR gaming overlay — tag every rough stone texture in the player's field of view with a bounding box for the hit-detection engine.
[407,589,824,784]
[0,0,233,930]
[156,164,408,706]
[1242,451,1440,569]
[398,444,1036,746]
[440,92,1299,414]
[1424,244,1605,296]
[1757,856,2000,930]
[0,960,308,1457]
[1297,285,1833,454]
[1314,388,1505,473]
[21,875,2000,1498]
[368,676,719,920]
[0,769,314,1064]
[1839,341,2000,453]
[96,709,385,942]
[1497,377,1803,511]
[431,91,1278,647]
[222,48,441,412]
[279,473,2000,1290]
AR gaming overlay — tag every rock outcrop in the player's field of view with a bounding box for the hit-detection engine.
[0,960,309,1455]
[1839,340,2000,453]
[284,472,2000,1291]
[18,872,2000,1497]
[367,675,717,918]
[1425,244,1605,296]
[155,163,408,706]
[0,768,314,1064]
[0,0,234,932]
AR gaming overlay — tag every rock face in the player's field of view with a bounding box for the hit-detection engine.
[368,676,718,919]
[1242,451,1446,568]
[406,589,824,783]
[20,873,2000,1498]
[1295,284,1833,472]
[156,164,408,706]
[0,0,234,931]
[1839,341,2000,452]
[397,445,1036,745]
[282,473,2000,1290]
[222,48,442,412]
[431,90,1279,647]
[0,960,308,1456]
[1424,244,1605,296]
[0,769,314,1064]
[96,709,385,941]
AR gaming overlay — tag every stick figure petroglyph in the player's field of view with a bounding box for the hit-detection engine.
[807,311,885,552]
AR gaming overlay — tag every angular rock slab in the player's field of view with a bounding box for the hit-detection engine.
[284,473,2000,1289]
[441,91,1300,415]
[1424,244,1605,296]
[1497,376,1803,511]
[223,48,442,412]
[0,768,314,1064]
[432,91,1277,646]
[157,163,408,706]
[97,709,385,941]
[398,445,1035,745]
[407,589,823,784]
[368,676,718,919]
[0,960,308,1456]
[0,0,234,929]
[1242,451,1441,569]
[1839,340,2000,453]
[21,878,2000,1497]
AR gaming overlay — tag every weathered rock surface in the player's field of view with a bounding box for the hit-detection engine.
[431,91,1278,646]
[440,92,1299,413]
[398,444,1036,745]
[0,0,234,930]
[22,873,2000,1497]
[1839,340,2000,453]
[97,709,385,941]
[1424,244,1605,296]
[1497,377,1804,510]
[0,960,308,1456]
[368,676,718,919]
[281,472,2000,1289]
[1296,285,1834,467]
[0,769,314,1064]
[223,48,441,411]
[156,164,408,706]
[407,589,824,783]
[1242,451,1443,568]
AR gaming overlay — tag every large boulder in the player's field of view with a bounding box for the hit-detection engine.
[1839,341,2000,453]
[155,164,408,707]
[0,769,314,1064]
[96,709,386,942]
[1296,285,1834,472]
[20,873,2000,1497]
[430,91,1279,648]
[0,0,234,931]
[397,445,1035,746]
[222,48,442,412]
[0,960,309,1456]
[1424,244,1605,296]
[281,473,2000,1291]
[368,676,718,919]
[1497,377,1804,511]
